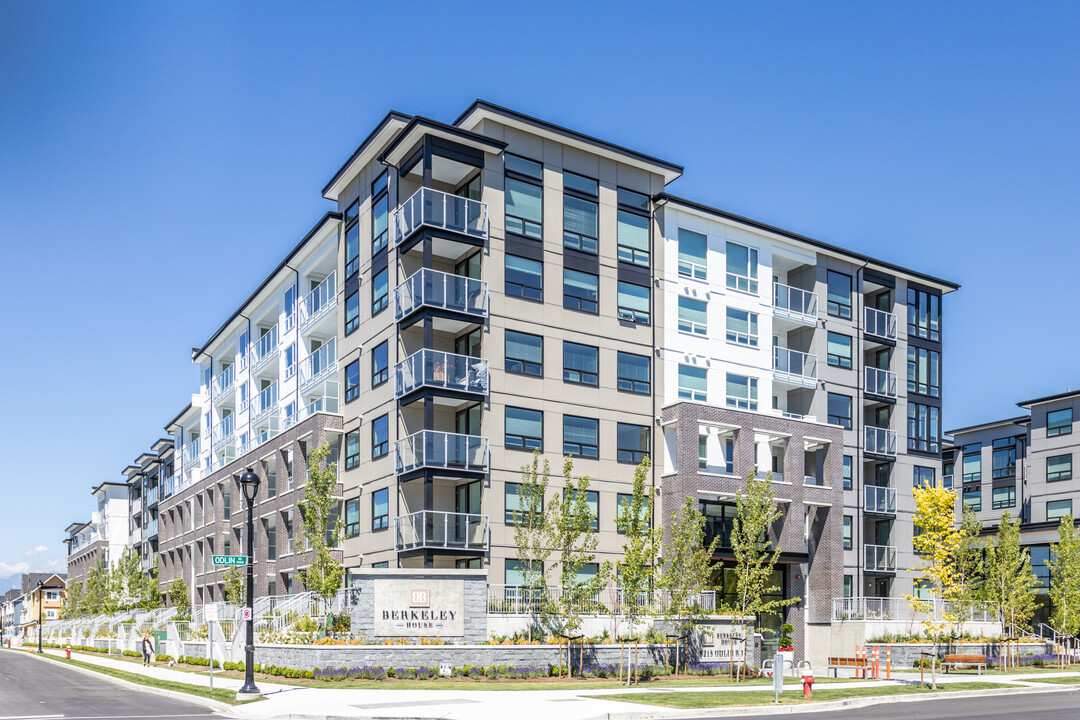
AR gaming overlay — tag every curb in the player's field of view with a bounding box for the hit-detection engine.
[22,649,236,714]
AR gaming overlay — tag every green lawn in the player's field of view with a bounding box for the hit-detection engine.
[590,682,1009,709]
[1016,675,1080,685]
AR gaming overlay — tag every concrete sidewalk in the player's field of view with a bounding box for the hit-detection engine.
[36,648,1080,720]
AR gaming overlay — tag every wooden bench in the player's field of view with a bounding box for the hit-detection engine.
[827,656,870,678]
[941,654,988,675]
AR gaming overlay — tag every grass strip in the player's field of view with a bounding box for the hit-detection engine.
[589,681,1010,708]
[1016,675,1080,685]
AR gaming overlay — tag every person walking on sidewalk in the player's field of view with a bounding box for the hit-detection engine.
[142,635,154,666]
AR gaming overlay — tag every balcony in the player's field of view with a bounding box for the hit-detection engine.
[773,282,818,324]
[865,426,897,457]
[772,347,818,387]
[864,307,897,341]
[864,544,897,573]
[865,366,898,398]
[394,268,488,323]
[864,486,897,515]
[394,510,489,553]
[393,430,489,475]
[145,486,159,506]
[300,338,337,391]
[182,439,200,468]
[251,382,279,423]
[147,519,158,537]
[213,365,234,398]
[395,349,489,400]
[393,187,489,247]
[212,415,235,449]
[250,325,279,371]
[299,272,336,330]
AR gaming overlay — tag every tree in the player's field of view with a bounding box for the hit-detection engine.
[1047,514,1080,666]
[223,566,246,605]
[729,469,798,680]
[512,450,554,637]
[658,496,720,629]
[111,547,146,611]
[61,581,84,619]
[909,484,961,688]
[168,576,191,619]
[296,442,345,605]
[951,506,985,649]
[84,557,111,616]
[137,559,163,611]
[615,457,660,635]
[983,510,1039,670]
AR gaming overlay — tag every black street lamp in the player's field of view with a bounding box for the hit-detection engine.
[237,468,261,700]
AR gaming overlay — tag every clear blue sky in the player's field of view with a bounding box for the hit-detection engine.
[2,1,1078,582]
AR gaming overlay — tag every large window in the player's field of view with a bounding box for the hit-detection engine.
[345,292,359,335]
[617,352,650,394]
[726,373,758,411]
[828,393,853,429]
[371,414,388,459]
[371,268,388,315]
[1048,454,1072,482]
[617,423,650,464]
[725,242,758,294]
[563,416,599,459]
[962,444,982,483]
[344,498,360,538]
[617,282,650,324]
[993,485,1016,510]
[506,407,543,451]
[907,403,941,453]
[827,270,852,319]
[827,332,852,368]
[506,254,542,301]
[505,331,543,377]
[1048,408,1073,437]
[678,227,707,280]
[344,430,359,471]
[1048,499,1073,523]
[992,437,1017,479]
[569,489,600,532]
[843,516,852,549]
[617,492,651,534]
[345,359,360,403]
[563,342,598,386]
[563,172,598,253]
[344,201,360,277]
[725,307,758,346]
[371,341,388,387]
[679,296,708,336]
[371,171,389,255]
[564,268,599,313]
[913,466,936,488]
[678,364,708,402]
[907,287,941,341]
[616,188,650,266]
[907,347,941,397]
[371,488,388,530]
[504,483,542,526]
[505,154,543,240]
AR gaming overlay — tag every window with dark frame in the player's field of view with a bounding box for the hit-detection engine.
[563,415,599,459]
[371,488,388,530]
[992,437,1017,479]
[505,330,543,377]
[992,485,1016,510]
[345,430,359,470]
[344,498,360,538]
[371,172,389,255]
[504,482,542,526]
[563,268,598,313]
[907,287,941,342]
[371,414,388,459]
[963,486,981,511]
[1048,408,1073,437]
[843,516,852,549]
[563,172,598,253]
[345,292,359,335]
[505,254,543,301]
[617,281,650,324]
[505,154,543,240]
[828,393,853,429]
[617,352,650,394]
[344,199,359,278]
[371,341,388,387]
[907,346,941,397]
[344,360,360,402]
[505,407,543,451]
[563,342,598,386]
[826,270,852,319]
[617,423,650,464]
[1048,454,1072,482]
[616,188,650,266]
[907,402,941,453]
[1048,499,1072,522]
[371,268,388,315]
[842,456,853,490]
[962,444,982,483]
[827,332,853,368]
[913,466,935,488]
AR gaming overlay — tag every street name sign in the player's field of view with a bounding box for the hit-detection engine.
[212,555,247,566]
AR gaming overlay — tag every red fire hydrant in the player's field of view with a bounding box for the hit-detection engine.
[802,671,814,698]
[65,646,71,659]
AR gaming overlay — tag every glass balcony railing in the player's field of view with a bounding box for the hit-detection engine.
[181,439,200,468]
[251,325,279,369]
[773,282,818,322]
[299,272,336,329]
[395,349,489,398]
[865,366,898,398]
[864,544,897,572]
[213,365,234,397]
[300,338,337,389]
[212,415,235,448]
[145,486,159,506]
[865,307,897,340]
[252,382,279,422]
[394,510,489,552]
[864,486,897,514]
[772,347,818,383]
[394,268,488,321]
[865,426,897,456]
[393,187,489,246]
[393,430,489,475]
[147,519,158,537]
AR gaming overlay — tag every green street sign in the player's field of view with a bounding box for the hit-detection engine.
[212,555,248,566]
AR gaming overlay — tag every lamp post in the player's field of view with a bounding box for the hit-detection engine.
[36,580,44,654]
[237,468,261,700]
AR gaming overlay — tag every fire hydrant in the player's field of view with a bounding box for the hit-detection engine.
[65,646,71,659]
[802,672,814,699]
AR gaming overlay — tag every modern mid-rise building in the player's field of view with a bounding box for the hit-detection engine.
[122,438,173,572]
[64,482,130,584]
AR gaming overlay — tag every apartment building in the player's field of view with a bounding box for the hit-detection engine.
[0,573,66,642]
[947,388,1080,625]
[64,483,130,584]
[122,439,172,572]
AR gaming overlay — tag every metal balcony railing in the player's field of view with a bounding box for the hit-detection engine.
[250,325,279,370]
[864,485,897,514]
[299,272,336,329]
[865,366,898,398]
[299,338,337,390]
[181,439,200,468]
[394,510,489,552]
[394,268,488,321]
[393,187,489,246]
[772,347,818,384]
[773,282,818,322]
[865,426,897,456]
[145,486,159,506]
[864,544,897,572]
[393,430,489,474]
[833,597,994,622]
[865,307,897,340]
[395,349,489,398]
[213,365,234,397]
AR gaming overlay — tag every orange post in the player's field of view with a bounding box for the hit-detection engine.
[886,645,892,680]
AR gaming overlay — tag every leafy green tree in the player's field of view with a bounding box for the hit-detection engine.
[1048,514,1080,665]
[138,559,163,611]
[951,506,985,649]
[223,566,246,605]
[658,496,720,629]
[296,442,345,604]
[111,547,145,611]
[982,509,1039,670]
[168,576,191,619]
[84,557,111,615]
[61,581,84,619]
[615,458,660,634]
[909,483,961,688]
[512,450,554,637]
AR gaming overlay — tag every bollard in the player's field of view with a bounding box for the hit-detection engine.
[886,645,892,680]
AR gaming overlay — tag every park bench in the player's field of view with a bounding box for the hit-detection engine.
[827,656,870,678]
[941,654,988,675]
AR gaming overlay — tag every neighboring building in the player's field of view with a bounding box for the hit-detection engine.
[64,482,130,584]
[0,574,66,642]
[1,588,21,639]
[122,439,172,572]
[947,388,1080,626]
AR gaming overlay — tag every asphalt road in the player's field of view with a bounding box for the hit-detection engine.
[0,649,220,720]
[707,687,1080,719]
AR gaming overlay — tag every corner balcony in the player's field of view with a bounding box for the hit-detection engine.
[299,272,336,331]
[299,338,337,392]
[145,486,159,507]
[394,268,488,325]
[250,325,280,372]
[772,347,818,388]
[213,366,235,399]
[864,544,897,573]
[395,349,489,403]
[865,366,898,398]
[181,439,200,468]
[864,485,897,515]
[394,510,489,554]
[393,430,489,477]
[865,426,897,457]
[772,282,818,325]
[251,382,279,424]
[393,187,489,248]
[212,415,235,449]
[864,307,897,341]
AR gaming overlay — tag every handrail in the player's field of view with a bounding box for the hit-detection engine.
[865,307,897,340]
[393,187,489,246]
[773,282,818,320]
[300,272,336,328]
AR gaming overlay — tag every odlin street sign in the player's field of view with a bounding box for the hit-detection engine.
[212,555,248,566]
